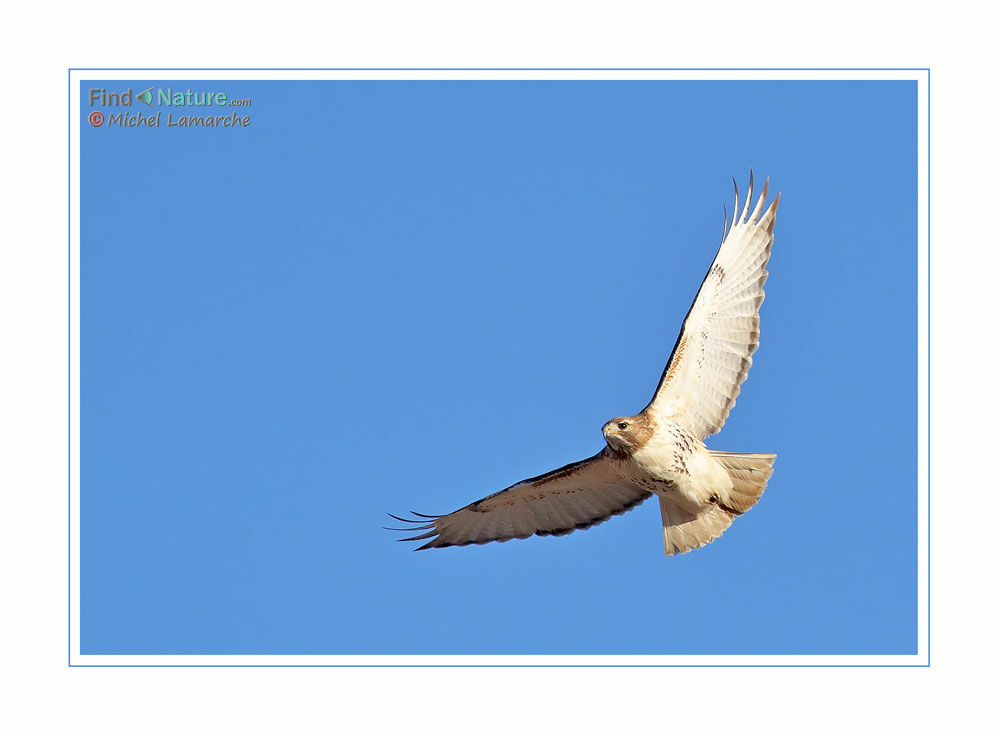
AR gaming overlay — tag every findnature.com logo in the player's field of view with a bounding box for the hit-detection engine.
[87,87,253,129]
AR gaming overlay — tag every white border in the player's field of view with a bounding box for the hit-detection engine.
[69,68,929,667]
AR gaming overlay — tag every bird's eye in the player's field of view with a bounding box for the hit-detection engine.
[617,422,628,430]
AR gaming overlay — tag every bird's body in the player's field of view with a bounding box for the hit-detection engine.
[390,174,780,556]
[614,418,729,510]
[601,414,776,554]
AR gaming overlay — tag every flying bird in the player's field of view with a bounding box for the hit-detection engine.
[390,174,779,556]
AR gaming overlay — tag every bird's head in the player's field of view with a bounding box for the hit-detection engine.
[602,414,652,455]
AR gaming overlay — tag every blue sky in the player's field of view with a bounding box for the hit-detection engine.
[80,79,917,655]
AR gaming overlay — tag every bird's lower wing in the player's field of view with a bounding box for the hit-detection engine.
[389,451,651,550]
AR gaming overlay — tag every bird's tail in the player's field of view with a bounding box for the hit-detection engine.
[710,451,776,514]
[659,451,776,556]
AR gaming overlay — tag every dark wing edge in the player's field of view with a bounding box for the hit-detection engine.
[386,452,652,551]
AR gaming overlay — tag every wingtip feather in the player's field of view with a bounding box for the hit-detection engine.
[731,177,739,233]
[740,170,753,224]
[750,177,770,221]
[764,192,781,233]
[415,538,447,551]
[398,530,439,543]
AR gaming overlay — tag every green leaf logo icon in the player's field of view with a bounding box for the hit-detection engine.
[136,88,154,106]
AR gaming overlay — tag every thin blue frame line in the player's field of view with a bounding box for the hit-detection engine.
[926,68,931,667]
[68,663,926,668]
[69,67,930,72]
[68,68,930,668]
[67,67,72,669]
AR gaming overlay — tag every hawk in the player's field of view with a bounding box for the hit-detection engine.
[390,174,779,556]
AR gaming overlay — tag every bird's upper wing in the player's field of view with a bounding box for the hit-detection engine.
[388,451,651,550]
[643,174,779,440]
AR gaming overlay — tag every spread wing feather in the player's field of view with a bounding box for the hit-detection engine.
[389,452,651,550]
[644,172,779,440]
